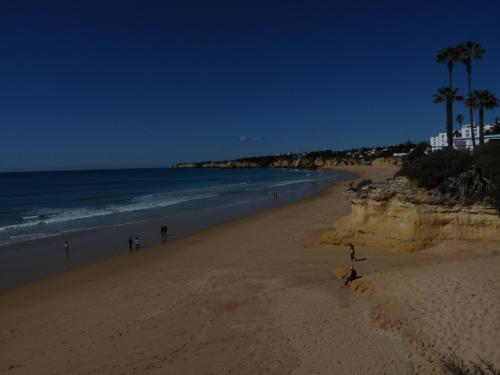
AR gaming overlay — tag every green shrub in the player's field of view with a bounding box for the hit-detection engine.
[398,142,500,213]
[442,353,500,374]
[404,142,428,166]
[474,142,500,211]
[397,148,472,190]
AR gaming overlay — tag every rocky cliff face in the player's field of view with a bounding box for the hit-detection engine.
[321,177,500,251]
[371,157,403,169]
[175,156,366,169]
[175,163,198,168]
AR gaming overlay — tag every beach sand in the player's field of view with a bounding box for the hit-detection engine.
[1,166,499,374]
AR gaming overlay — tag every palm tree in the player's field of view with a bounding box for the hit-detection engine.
[457,41,486,150]
[469,90,499,145]
[436,47,461,87]
[456,113,464,128]
[434,87,464,149]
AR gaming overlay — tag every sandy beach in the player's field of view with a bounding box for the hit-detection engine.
[1,166,499,374]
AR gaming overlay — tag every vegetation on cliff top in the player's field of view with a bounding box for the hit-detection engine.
[177,142,416,168]
[397,142,500,212]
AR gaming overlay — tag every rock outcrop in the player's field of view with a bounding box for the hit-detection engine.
[172,142,417,169]
[175,156,366,169]
[371,157,403,169]
[321,177,500,251]
[175,163,199,168]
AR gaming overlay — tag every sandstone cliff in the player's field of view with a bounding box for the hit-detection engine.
[173,142,416,169]
[175,156,366,169]
[321,177,500,251]
[371,157,403,169]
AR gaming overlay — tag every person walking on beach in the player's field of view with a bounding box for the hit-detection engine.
[128,237,133,251]
[135,236,140,249]
[64,240,70,261]
[349,243,357,262]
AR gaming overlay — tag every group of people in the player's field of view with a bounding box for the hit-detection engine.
[127,225,168,252]
[160,225,168,241]
[64,224,170,259]
[128,236,141,251]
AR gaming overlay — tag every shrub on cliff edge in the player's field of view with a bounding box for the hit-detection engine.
[397,148,472,190]
[397,142,500,212]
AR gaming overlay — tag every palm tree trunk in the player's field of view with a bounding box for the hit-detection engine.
[448,61,453,88]
[479,107,484,145]
[466,63,476,150]
[447,101,453,149]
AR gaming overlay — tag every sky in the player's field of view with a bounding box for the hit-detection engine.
[1,0,500,171]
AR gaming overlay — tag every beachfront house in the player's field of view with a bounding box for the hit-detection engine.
[430,123,500,151]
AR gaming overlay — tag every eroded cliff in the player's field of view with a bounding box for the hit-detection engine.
[321,177,500,251]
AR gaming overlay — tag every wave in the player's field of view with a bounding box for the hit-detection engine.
[21,215,41,221]
[0,192,219,233]
[0,172,341,245]
[268,178,317,187]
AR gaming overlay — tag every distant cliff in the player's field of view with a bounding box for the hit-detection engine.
[320,177,500,251]
[173,143,416,169]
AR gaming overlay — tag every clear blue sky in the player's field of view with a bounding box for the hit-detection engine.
[1,0,500,171]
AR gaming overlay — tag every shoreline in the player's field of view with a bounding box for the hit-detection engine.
[1,165,498,374]
[0,169,351,293]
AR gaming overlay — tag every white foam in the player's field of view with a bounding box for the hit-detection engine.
[0,192,219,233]
[268,178,316,187]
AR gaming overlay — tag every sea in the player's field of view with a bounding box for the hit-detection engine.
[0,168,350,290]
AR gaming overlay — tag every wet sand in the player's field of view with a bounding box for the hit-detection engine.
[1,166,499,374]
[0,171,349,292]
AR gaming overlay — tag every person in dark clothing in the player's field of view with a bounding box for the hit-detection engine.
[64,240,70,261]
[349,243,357,262]
[344,266,357,286]
[128,237,133,251]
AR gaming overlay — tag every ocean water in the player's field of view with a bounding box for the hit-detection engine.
[0,168,345,247]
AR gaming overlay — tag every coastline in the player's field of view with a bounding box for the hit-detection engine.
[1,165,498,374]
[0,169,350,292]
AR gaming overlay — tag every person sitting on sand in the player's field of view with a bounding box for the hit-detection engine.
[344,266,357,286]
[349,243,357,262]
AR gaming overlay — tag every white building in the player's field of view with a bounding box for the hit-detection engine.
[430,124,500,151]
